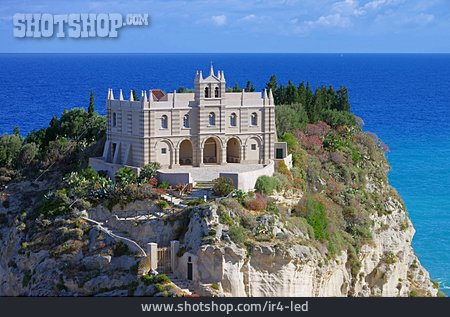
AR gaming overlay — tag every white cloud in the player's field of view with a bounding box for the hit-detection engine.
[211,15,227,26]
[304,13,352,29]
[241,14,256,21]
[238,14,269,24]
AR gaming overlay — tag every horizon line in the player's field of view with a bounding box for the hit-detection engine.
[1,52,450,54]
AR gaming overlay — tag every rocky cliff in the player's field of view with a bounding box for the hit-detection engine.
[0,123,440,297]
[182,189,437,297]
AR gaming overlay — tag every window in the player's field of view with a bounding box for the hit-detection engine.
[183,114,189,128]
[230,113,237,127]
[251,144,257,150]
[161,148,167,154]
[276,148,284,159]
[251,112,257,126]
[205,87,209,98]
[215,86,219,98]
[113,112,117,127]
[111,143,117,160]
[161,115,168,129]
[209,112,216,126]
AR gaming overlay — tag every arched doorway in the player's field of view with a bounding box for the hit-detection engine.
[226,138,241,163]
[203,137,221,164]
[179,140,193,166]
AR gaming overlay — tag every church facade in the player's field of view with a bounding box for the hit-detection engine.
[97,66,279,171]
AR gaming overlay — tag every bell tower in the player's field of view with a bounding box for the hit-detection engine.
[194,64,226,103]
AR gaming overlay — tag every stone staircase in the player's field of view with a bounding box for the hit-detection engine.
[167,274,196,295]
[194,181,215,189]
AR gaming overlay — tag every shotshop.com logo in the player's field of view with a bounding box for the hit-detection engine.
[13,13,149,38]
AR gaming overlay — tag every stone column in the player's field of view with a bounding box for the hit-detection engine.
[170,240,180,274]
[173,147,180,167]
[147,242,158,271]
[199,143,204,166]
[220,141,227,165]
[240,145,245,164]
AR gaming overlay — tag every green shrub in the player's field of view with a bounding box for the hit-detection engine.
[211,283,220,290]
[157,200,169,210]
[228,225,248,246]
[142,274,171,286]
[139,162,161,183]
[213,177,235,196]
[113,241,131,257]
[231,189,247,204]
[64,166,112,199]
[218,209,234,226]
[304,197,329,241]
[187,198,205,206]
[158,181,170,190]
[115,167,137,186]
[254,176,280,195]
[37,189,71,218]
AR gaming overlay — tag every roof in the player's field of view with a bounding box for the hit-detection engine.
[151,89,165,101]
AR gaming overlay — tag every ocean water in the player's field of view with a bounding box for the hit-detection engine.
[0,53,449,295]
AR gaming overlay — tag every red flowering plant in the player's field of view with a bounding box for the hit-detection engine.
[148,177,158,187]
[245,193,268,212]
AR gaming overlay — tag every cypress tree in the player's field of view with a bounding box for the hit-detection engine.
[132,89,139,101]
[88,90,95,115]
[245,81,255,92]
[286,81,299,104]
[337,87,350,112]
[266,74,278,93]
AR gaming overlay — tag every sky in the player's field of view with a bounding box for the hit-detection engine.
[0,0,449,53]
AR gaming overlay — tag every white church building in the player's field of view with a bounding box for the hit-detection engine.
[90,66,291,190]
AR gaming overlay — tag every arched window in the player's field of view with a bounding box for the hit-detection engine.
[230,113,237,127]
[205,87,209,98]
[183,114,189,128]
[251,112,257,126]
[113,112,117,127]
[215,87,219,98]
[161,115,168,129]
[209,112,216,126]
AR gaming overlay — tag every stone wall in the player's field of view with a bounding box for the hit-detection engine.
[220,161,275,191]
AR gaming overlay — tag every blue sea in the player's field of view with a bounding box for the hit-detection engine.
[0,53,449,295]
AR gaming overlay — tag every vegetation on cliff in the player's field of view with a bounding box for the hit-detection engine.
[0,78,441,296]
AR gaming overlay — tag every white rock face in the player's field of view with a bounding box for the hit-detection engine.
[186,195,438,297]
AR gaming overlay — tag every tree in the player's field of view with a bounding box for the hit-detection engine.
[13,127,20,136]
[0,134,23,169]
[265,74,278,94]
[132,89,139,101]
[245,81,255,92]
[177,86,185,93]
[232,82,240,92]
[337,87,350,112]
[285,81,299,104]
[275,104,308,136]
[88,90,95,115]
[16,142,38,168]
